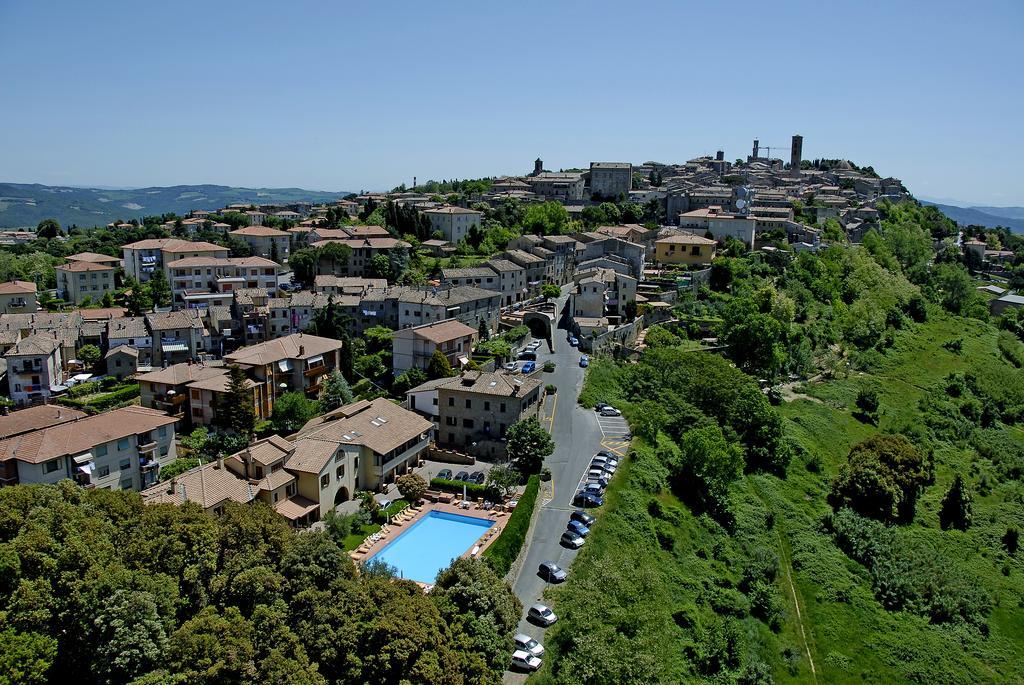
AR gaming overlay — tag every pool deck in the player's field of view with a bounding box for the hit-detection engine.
[348,499,513,581]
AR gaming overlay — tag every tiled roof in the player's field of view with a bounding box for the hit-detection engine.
[6,333,59,357]
[415,370,542,398]
[225,332,342,366]
[66,252,121,264]
[422,206,483,215]
[0,405,87,440]
[141,462,255,509]
[486,259,522,272]
[145,310,207,331]
[292,397,431,463]
[0,280,37,295]
[165,256,278,268]
[56,260,116,273]
[105,344,139,359]
[136,361,226,386]
[656,233,716,245]
[124,239,226,252]
[230,225,289,237]
[403,319,476,344]
[107,316,149,339]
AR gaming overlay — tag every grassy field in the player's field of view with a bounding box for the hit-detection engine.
[534,315,1024,684]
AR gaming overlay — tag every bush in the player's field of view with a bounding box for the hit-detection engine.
[58,384,140,412]
[545,384,556,394]
[430,477,499,501]
[543,361,555,372]
[396,473,428,501]
[482,475,539,576]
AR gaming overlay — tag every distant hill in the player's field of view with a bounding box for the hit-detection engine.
[919,201,1024,233]
[0,183,355,229]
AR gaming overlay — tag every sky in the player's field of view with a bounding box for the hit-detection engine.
[1,0,1022,206]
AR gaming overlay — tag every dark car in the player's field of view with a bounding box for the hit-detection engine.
[538,561,567,583]
[567,520,590,537]
[454,471,470,482]
[570,510,596,526]
[582,482,605,496]
[573,491,604,507]
[437,468,453,480]
[469,471,486,485]
[594,402,609,411]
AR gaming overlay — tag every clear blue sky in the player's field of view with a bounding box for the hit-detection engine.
[2,0,1022,205]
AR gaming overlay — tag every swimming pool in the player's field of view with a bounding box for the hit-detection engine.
[366,510,494,584]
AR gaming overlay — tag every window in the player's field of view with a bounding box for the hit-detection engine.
[121,478,133,490]
[432,397,438,406]
[254,466,264,479]
[120,458,131,471]
[465,399,471,409]
[462,418,474,429]
[95,445,108,457]
[445,416,456,426]
[484,401,490,411]
[448,432,455,443]
[273,493,279,503]
[98,465,110,478]
[286,483,297,497]
[336,465,345,479]
[158,426,167,437]
[192,408,203,418]
[43,459,61,474]
[117,438,129,450]
[500,403,506,413]
[448,397,454,407]
[320,473,330,489]
[191,388,201,400]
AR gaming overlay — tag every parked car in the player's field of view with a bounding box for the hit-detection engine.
[561,530,585,549]
[528,603,558,626]
[454,471,470,482]
[591,460,616,475]
[571,510,596,526]
[595,450,616,459]
[468,471,486,485]
[593,453,619,466]
[588,466,613,479]
[568,336,579,347]
[377,498,392,511]
[437,468,453,480]
[503,362,519,372]
[574,491,604,507]
[582,482,605,496]
[586,473,610,488]
[599,406,622,417]
[521,361,536,374]
[538,561,567,583]
[579,355,589,368]
[567,520,590,537]
[514,633,545,658]
[510,650,542,672]
[517,350,537,361]
[528,340,542,350]
[594,402,609,411]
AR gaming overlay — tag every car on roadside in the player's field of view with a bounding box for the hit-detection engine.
[582,482,605,496]
[517,350,537,361]
[454,470,470,482]
[468,471,486,485]
[599,406,622,417]
[574,491,604,507]
[567,520,590,537]
[528,603,558,626]
[579,355,589,368]
[594,402,609,411]
[538,561,567,583]
[591,459,616,473]
[571,510,596,526]
[568,336,579,347]
[528,340,542,350]
[437,469,453,481]
[560,530,585,549]
[514,633,545,658]
[510,650,542,672]
[593,453,619,465]
[586,472,610,488]
[377,498,392,510]
[502,361,518,372]
[521,361,536,374]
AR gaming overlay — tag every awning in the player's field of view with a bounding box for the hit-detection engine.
[162,343,189,353]
[457,355,470,366]
[76,463,94,474]
[361,309,378,316]
[277,359,294,372]
[72,452,93,465]
[307,355,324,366]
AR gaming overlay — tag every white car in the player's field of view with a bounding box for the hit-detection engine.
[599,406,622,417]
[561,530,585,549]
[528,340,542,350]
[528,603,557,626]
[514,633,545,658]
[502,362,519,372]
[511,650,542,672]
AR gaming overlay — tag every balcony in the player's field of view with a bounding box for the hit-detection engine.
[12,363,41,376]
[304,364,327,378]
[137,440,158,453]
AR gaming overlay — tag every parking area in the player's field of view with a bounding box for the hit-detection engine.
[596,414,630,437]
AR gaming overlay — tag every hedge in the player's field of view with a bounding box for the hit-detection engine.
[429,477,500,501]
[58,384,140,412]
[482,475,540,576]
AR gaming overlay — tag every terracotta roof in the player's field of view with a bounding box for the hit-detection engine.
[225,332,342,366]
[165,256,278,268]
[0,406,178,465]
[230,225,289,237]
[141,461,255,509]
[66,252,121,264]
[79,307,126,321]
[124,239,226,252]
[274,495,319,520]
[656,233,716,245]
[292,397,431,466]
[422,206,483,215]
[417,370,542,398]
[233,434,293,467]
[6,333,59,357]
[0,405,87,440]
[145,310,207,332]
[105,344,139,359]
[136,361,226,386]
[309,237,410,250]
[402,319,476,344]
[186,372,255,393]
[0,280,37,295]
[282,437,340,474]
[345,225,391,237]
[56,260,116,273]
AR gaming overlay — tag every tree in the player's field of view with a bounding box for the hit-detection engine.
[477,318,489,341]
[146,267,171,309]
[289,247,318,285]
[0,628,56,685]
[672,424,743,514]
[632,400,668,442]
[217,365,256,439]
[395,473,428,502]
[829,434,928,522]
[77,344,101,370]
[318,242,352,275]
[939,473,973,530]
[317,370,353,413]
[368,253,393,280]
[271,392,318,433]
[855,387,880,424]
[541,283,561,300]
[363,325,393,355]
[485,463,521,498]
[358,491,379,516]
[159,456,200,481]
[92,589,168,684]
[36,219,61,239]
[122,276,153,316]
[505,417,554,474]
[426,349,453,380]
[392,367,427,396]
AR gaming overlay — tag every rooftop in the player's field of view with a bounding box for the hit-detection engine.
[0,280,37,295]
[141,461,255,510]
[399,319,477,344]
[0,405,87,440]
[229,225,289,237]
[225,332,342,366]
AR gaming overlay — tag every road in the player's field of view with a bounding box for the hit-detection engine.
[503,296,630,682]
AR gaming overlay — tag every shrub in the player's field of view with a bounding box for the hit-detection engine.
[545,384,556,394]
[58,384,140,412]
[429,477,499,501]
[482,475,539,576]
[543,361,555,372]
[396,473,428,502]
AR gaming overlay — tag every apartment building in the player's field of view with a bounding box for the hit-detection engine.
[0,405,178,490]
[653,233,717,266]
[55,260,116,305]
[310,237,411,278]
[123,238,229,283]
[420,206,483,244]
[166,256,280,308]
[0,281,38,314]
[589,162,632,199]
[224,332,343,404]
[106,316,153,362]
[501,250,547,293]
[678,206,756,249]
[392,319,477,376]
[137,360,227,425]
[527,172,585,202]
[66,251,122,269]
[229,225,290,262]
[312,275,387,296]
[4,333,64,406]
[146,310,210,364]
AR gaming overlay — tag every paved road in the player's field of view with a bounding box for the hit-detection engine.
[503,296,629,682]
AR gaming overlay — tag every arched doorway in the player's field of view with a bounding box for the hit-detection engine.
[523,311,553,341]
[334,486,350,505]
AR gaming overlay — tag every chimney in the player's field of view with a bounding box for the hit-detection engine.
[216,455,224,470]
[298,344,304,356]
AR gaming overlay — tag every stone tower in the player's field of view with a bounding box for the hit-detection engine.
[533,158,543,176]
[790,135,803,176]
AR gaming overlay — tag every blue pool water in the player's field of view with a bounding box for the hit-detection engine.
[366,511,494,584]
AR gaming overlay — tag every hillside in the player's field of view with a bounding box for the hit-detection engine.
[920,200,1024,233]
[0,182,355,229]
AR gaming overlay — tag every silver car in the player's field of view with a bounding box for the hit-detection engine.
[514,633,545,658]
[511,650,542,672]
[599,406,622,417]
[561,530,585,549]
[528,603,558,626]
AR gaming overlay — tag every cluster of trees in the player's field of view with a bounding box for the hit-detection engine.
[0,483,520,685]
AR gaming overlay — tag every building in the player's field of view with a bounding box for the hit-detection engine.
[166,256,280,308]
[224,332,343,403]
[137,361,228,424]
[4,333,64,406]
[408,371,543,458]
[421,206,483,244]
[653,233,717,266]
[527,172,585,202]
[66,252,122,269]
[589,162,632,199]
[106,316,153,362]
[146,310,210,364]
[486,259,528,306]
[184,367,269,428]
[0,404,89,484]
[312,275,387,296]
[571,268,637,322]
[678,206,756,249]
[309,237,411,278]
[502,249,547,294]
[0,405,178,490]
[229,225,290,262]
[393,285,502,331]
[790,134,803,177]
[55,260,116,305]
[141,459,258,516]
[123,239,229,283]
[392,319,477,376]
[0,281,38,315]
[990,293,1024,316]
[105,345,140,380]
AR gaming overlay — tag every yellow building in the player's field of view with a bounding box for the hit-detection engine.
[654,233,717,266]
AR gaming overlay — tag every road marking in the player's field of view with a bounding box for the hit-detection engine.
[546,390,558,431]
